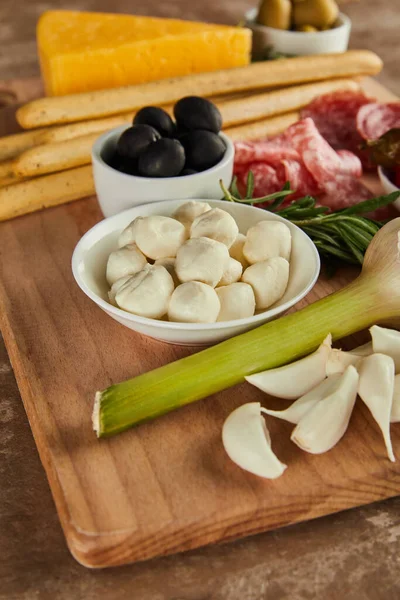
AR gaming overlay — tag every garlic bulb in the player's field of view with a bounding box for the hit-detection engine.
[217,257,243,287]
[134,215,187,260]
[261,373,342,424]
[106,243,148,285]
[229,233,249,269]
[154,257,180,286]
[222,402,287,479]
[172,201,211,230]
[216,282,255,322]
[114,264,174,319]
[243,221,291,264]
[246,333,332,400]
[168,282,220,323]
[291,365,359,454]
[390,374,400,423]
[241,257,289,310]
[118,216,144,248]
[190,208,239,249]
[370,325,400,372]
[358,353,395,462]
[175,237,229,288]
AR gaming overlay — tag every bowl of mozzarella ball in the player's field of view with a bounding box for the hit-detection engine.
[72,199,320,345]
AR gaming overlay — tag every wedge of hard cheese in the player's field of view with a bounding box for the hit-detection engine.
[37,11,252,96]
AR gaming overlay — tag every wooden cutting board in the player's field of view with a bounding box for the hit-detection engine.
[0,76,399,569]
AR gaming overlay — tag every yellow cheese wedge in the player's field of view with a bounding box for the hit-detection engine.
[37,11,252,96]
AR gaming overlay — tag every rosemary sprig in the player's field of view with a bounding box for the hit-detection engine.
[220,174,400,266]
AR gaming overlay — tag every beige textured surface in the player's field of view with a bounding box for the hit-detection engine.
[1,0,400,598]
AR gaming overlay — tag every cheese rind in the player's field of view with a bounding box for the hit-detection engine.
[37,11,252,96]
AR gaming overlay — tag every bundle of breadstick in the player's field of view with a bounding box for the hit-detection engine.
[0,50,382,221]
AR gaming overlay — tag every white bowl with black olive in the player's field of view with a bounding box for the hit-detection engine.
[92,97,234,217]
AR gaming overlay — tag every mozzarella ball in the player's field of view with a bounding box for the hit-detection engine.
[175,237,230,288]
[168,282,220,323]
[242,257,289,310]
[217,257,243,287]
[243,221,292,264]
[190,208,239,248]
[229,233,249,269]
[118,216,144,247]
[154,257,180,286]
[114,264,174,319]
[106,243,148,285]
[217,283,255,322]
[108,275,132,305]
[135,215,187,260]
[172,201,211,230]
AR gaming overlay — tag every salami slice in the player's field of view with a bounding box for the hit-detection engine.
[249,162,281,198]
[336,150,363,178]
[319,176,372,211]
[234,140,300,166]
[281,159,321,197]
[356,102,400,141]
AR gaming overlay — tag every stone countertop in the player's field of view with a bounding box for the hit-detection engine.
[1,1,400,599]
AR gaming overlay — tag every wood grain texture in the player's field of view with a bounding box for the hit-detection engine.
[0,77,399,569]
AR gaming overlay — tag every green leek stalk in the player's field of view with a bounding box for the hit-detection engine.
[94,218,400,438]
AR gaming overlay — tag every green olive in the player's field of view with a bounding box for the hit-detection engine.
[293,0,339,29]
[257,0,292,30]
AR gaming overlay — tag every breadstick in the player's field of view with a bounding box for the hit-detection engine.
[225,112,300,141]
[0,160,21,187]
[13,131,107,177]
[0,166,94,221]
[0,128,48,162]
[16,50,382,128]
[219,78,360,127]
[40,112,134,143]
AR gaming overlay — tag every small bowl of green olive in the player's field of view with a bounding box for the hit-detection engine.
[92,97,234,218]
[245,0,351,58]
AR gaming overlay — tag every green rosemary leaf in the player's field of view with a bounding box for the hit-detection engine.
[338,191,400,215]
[245,170,255,199]
[230,176,242,200]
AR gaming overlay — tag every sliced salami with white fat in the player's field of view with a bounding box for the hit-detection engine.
[318,176,372,211]
[357,103,400,141]
[336,150,363,178]
[234,141,300,166]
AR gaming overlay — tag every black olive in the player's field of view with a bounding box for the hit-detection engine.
[180,130,226,171]
[180,168,198,176]
[133,106,176,138]
[138,138,185,178]
[107,152,137,175]
[116,125,160,161]
[174,96,222,134]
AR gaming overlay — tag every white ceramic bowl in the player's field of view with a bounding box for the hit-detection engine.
[245,9,351,56]
[378,167,400,209]
[92,126,234,217]
[72,199,320,346]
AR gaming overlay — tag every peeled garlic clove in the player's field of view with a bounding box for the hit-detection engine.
[222,402,287,479]
[216,282,255,322]
[261,373,342,424]
[172,201,211,230]
[326,349,363,376]
[190,208,239,249]
[358,353,395,462]
[106,243,148,285]
[243,221,291,264]
[291,365,359,454]
[352,342,373,357]
[135,215,187,260]
[168,281,220,323]
[246,333,332,400]
[118,216,144,247]
[370,325,400,372]
[229,233,249,269]
[241,257,289,310]
[390,374,400,423]
[115,264,174,319]
[175,237,229,288]
[217,257,243,287]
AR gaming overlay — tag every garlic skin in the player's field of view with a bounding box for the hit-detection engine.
[134,215,187,260]
[358,353,395,462]
[222,402,287,479]
[261,373,342,424]
[217,257,243,287]
[390,374,400,423]
[246,333,332,400]
[190,208,239,249]
[154,257,180,287]
[108,275,132,305]
[118,216,144,248]
[243,221,291,265]
[106,243,148,285]
[370,325,400,372]
[216,282,255,322]
[241,257,289,310]
[291,365,359,454]
[175,237,230,288]
[114,265,174,319]
[168,282,220,323]
[229,233,249,269]
[172,201,211,230]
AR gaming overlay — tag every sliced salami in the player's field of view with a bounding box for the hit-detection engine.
[336,150,363,178]
[249,162,281,198]
[234,140,300,166]
[318,176,372,211]
[281,159,321,197]
[356,102,400,141]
